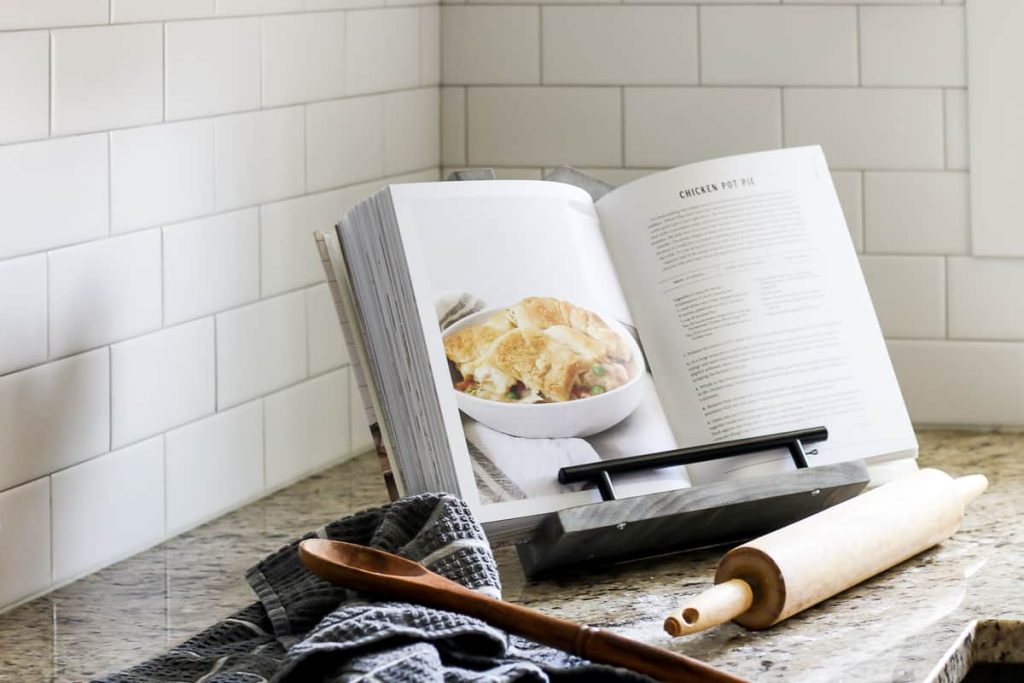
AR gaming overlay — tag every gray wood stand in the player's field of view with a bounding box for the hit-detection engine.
[516,460,869,577]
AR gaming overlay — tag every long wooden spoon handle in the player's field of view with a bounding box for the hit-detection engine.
[441,583,747,683]
[581,627,748,683]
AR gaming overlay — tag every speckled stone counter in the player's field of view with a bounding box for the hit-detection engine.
[1,431,1021,682]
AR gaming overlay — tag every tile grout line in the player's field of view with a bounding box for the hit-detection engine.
[108,345,113,458]
[214,310,220,411]
[48,473,55,585]
[47,30,53,138]
[942,88,950,170]
[778,87,785,148]
[619,86,625,167]
[855,4,862,88]
[537,5,544,86]
[162,434,169,538]
[160,21,166,123]
[859,171,867,253]
[695,4,701,86]
[160,227,166,327]
[945,254,950,339]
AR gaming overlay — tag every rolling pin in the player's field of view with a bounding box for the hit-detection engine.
[664,468,987,636]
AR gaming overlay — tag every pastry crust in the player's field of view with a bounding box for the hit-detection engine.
[485,329,587,402]
[444,297,634,403]
[510,297,628,359]
[443,310,511,363]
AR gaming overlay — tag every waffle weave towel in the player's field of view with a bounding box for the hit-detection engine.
[98,493,648,683]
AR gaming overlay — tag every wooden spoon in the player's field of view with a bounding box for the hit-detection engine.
[298,539,747,683]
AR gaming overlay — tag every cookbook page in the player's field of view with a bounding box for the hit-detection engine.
[596,147,917,484]
[389,180,690,528]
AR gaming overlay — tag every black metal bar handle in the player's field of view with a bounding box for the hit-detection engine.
[558,426,829,495]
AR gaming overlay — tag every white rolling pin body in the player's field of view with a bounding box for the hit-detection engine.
[665,468,986,635]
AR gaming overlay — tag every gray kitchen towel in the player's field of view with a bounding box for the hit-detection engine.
[97,493,650,682]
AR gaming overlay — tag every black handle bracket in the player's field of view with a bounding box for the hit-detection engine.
[558,426,828,501]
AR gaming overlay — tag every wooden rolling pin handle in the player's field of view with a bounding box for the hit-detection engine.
[663,470,989,639]
[954,474,988,506]
[664,579,754,637]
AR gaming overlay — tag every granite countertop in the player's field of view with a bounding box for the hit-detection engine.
[1,430,1021,682]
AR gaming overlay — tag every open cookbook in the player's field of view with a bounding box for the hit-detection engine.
[319,146,918,543]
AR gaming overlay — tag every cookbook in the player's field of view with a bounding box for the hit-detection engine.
[319,146,918,542]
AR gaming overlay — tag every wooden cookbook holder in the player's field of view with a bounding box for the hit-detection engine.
[448,169,870,576]
[317,167,872,579]
[516,427,869,577]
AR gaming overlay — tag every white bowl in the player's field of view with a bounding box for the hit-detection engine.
[442,306,646,439]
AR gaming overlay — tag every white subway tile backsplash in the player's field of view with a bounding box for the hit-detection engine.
[889,340,1024,426]
[113,0,215,22]
[831,171,863,253]
[346,8,420,95]
[967,0,1024,257]
[860,6,966,87]
[306,96,385,192]
[0,479,51,607]
[215,107,306,210]
[216,291,307,409]
[0,349,109,492]
[625,88,781,167]
[52,437,165,583]
[259,191,345,297]
[0,0,108,30]
[166,18,261,120]
[786,0,938,3]
[863,172,969,255]
[0,0,1011,610]
[262,12,346,108]
[0,32,48,144]
[110,319,216,448]
[307,0,382,8]
[441,87,466,166]
[49,230,162,359]
[264,369,349,488]
[216,0,303,15]
[442,7,539,85]
[0,134,108,260]
[783,89,944,170]
[420,6,440,86]
[0,0,445,610]
[948,258,1024,341]
[860,255,945,339]
[165,400,264,534]
[385,88,440,175]
[543,6,696,86]
[51,24,164,137]
[945,89,969,171]
[0,255,47,376]
[163,209,260,324]
[701,6,856,86]
[307,283,349,375]
[110,120,216,232]
[468,87,620,167]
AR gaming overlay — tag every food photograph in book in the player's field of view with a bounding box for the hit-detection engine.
[396,186,691,515]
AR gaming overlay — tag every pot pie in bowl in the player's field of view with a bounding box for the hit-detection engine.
[442,297,645,438]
